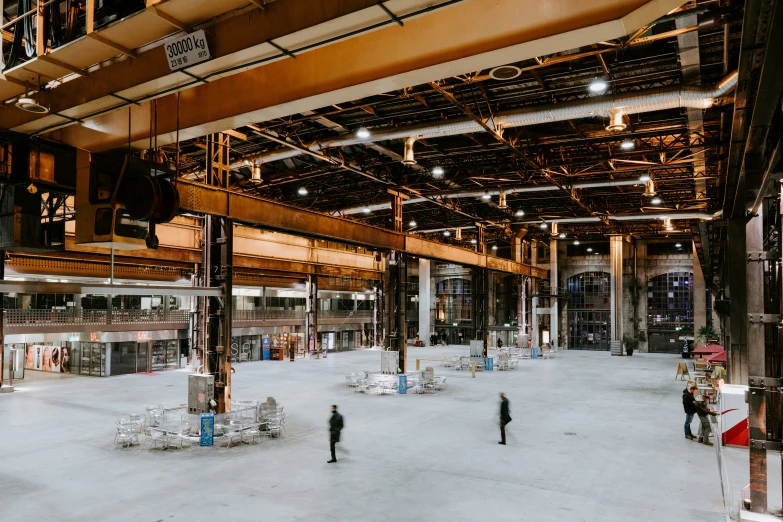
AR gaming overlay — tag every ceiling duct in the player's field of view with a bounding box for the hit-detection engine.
[455,227,462,240]
[498,192,507,208]
[606,110,626,132]
[244,71,738,168]
[251,164,263,183]
[643,179,656,197]
[402,136,418,166]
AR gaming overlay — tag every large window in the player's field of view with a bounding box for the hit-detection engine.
[567,272,610,351]
[435,278,472,325]
[647,272,694,330]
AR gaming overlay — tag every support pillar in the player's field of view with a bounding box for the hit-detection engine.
[550,237,558,349]
[306,274,318,357]
[746,209,766,513]
[418,258,431,343]
[384,250,407,372]
[0,250,5,390]
[204,133,233,413]
[389,190,409,233]
[516,276,528,347]
[727,218,748,384]
[472,266,489,356]
[692,242,707,348]
[609,235,624,354]
[373,282,382,348]
[532,296,539,348]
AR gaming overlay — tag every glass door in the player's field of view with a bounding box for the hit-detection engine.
[136,342,149,373]
[151,341,165,371]
[165,340,179,369]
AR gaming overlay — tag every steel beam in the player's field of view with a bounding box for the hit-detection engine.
[728,216,748,384]
[0,281,220,296]
[176,180,547,278]
[41,0,684,151]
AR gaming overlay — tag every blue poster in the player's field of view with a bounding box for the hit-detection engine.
[485,357,494,371]
[262,337,271,361]
[200,413,214,446]
[398,374,407,394]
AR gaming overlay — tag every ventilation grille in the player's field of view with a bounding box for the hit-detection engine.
[489,65,521,80]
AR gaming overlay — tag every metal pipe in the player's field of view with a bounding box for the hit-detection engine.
[517,210,723,224]
[249,72,738,166]
[402,136,417,166]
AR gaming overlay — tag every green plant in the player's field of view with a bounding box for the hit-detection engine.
[697,325,719,342]
[623,334,639,356]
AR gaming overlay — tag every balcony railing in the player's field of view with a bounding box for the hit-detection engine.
[4,309,190,326]
[233,310,304,321]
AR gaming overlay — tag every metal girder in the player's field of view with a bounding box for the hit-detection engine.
[0,281,220,296]
[176,180,548,278]
[42,0,685,151]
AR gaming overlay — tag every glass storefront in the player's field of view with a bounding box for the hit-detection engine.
[567,272,611,351]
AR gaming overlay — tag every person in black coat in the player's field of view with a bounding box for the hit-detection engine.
[682,386,698,440]
[499,392,512,445]
[497,338,503,350]
[328,405,344,463]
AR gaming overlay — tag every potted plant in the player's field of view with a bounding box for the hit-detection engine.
[623,334,639,356]
[697,325,719,344]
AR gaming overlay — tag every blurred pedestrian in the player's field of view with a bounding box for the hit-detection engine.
[499,392,512,445]
[327,405,344,463]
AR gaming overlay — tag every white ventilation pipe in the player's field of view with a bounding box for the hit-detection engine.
[339,178,645,215]
[517,210,723,224]
[246,71,738,166]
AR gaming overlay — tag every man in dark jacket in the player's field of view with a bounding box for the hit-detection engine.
[682,386,698,440]
[328,405,344,463]
[497,338,503,350]
[695,398,718,445]
[499,392,511,445]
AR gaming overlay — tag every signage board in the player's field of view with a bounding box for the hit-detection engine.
[164,29,211,72]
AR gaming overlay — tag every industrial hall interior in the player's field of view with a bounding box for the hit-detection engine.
[1,0,782,521]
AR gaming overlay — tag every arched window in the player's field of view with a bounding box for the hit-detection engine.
[567,272,610,351]
[647,272,694,353]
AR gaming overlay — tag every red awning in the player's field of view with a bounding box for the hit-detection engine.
[705,351,726,363]
[692,344,724,354]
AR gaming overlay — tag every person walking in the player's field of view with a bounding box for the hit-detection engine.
[327,405,344,463]
[497,338,503,350]
[498,392,512,445]
[682,385,698,440]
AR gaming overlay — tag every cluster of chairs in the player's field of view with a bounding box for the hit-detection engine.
[345,371,447,395]
[494,353,521,371]
[114,400,287,451]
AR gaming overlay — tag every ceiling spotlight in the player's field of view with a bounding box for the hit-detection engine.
[573,240,580,245]
[651,197,662,205]
[588,79,608,94]
[675,242,682,248]
[482,191,491,200]
[559,233,566,239]
[443,231,451,237]
[297,187,308,196]
[594,251,599,255]
[587,247,593,252]
[540,222,548,229]
[409,220,417,227]
[362,207,371,214]
[639,174,650,182]
[356,127,370,139]
[471,238,477,244]
[432,166,444,177]
[516,210,525,217]
[15,97,49,114]
[620,139,635,150]
[491,245,498,250]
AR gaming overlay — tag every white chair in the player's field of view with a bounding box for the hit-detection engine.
[114,423,137,449]
[144,428,169,450]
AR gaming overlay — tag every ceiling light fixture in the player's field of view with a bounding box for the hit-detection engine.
[573,240,580,245]
[651,197,662,205]
[492,245,498,250]
[443,231,451,237]
[432,166,444,177]
[356,127,371,139]
[516,210,525,217]
[471,239,477,244]
[15,97,49,114]
[675,242,682,248]
[540,222,548,229]
[594,251,599,255]
[620,139,635,150]
[559,232,566,238]
[589,79,608,94]
[639,173,651,182]
[362,207,371,214]
[482,191,491,200]
[297,187,308,196]
[587,247,593,252]
[409,220,417,227]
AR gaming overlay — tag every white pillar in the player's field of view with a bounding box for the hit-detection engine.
[532,296,539,348]
[418,258,431,342]
[610,236,624,351]
[549,238,558,349]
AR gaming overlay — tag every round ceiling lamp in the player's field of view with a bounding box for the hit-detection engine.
[356,127,371,139]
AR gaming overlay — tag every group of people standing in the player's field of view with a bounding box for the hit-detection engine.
[682,385,717,445]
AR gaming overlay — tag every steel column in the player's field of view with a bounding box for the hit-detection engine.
[0,250,4,389]
[516,276,528,347]
[609,235,624,350]
[727,217,748,384]
[747,209,766,512]
[472,266,489,356]
[384,250,407,372]
[373,282,383,348]
[204,133,233,413]
[550,238,559,349]
[306,274,318,356]
[418,258,431,342]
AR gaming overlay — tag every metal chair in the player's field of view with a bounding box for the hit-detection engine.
[144,428,169,450]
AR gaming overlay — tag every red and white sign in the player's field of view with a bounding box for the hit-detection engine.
[719,384,749,447]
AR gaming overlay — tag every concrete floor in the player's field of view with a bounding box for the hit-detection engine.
[0,347,762,522]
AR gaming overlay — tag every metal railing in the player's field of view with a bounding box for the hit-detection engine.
[4,309,189,326]
[233,310,304,321]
